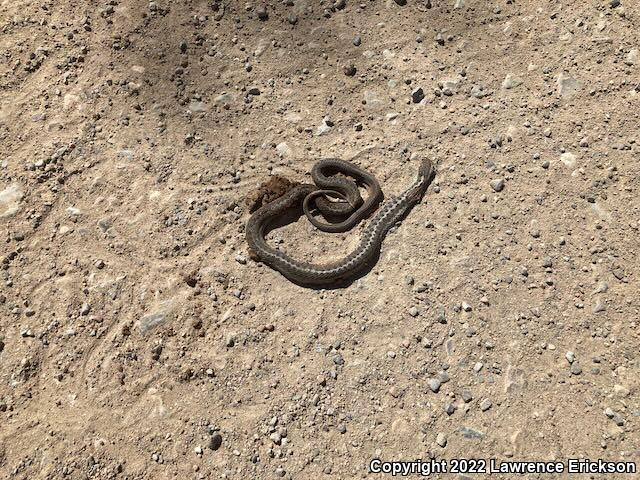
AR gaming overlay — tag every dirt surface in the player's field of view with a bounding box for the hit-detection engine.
[1,0,639,478]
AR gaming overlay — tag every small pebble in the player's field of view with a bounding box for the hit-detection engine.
[343,64,357,76]
[490,179,505,192]
[256,6,268,19]
[411,87,425,103]
[428,378,441,393]
[209,433,223,451]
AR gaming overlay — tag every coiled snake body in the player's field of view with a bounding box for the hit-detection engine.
[246,158,434,285]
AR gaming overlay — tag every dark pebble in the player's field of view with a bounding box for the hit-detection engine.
[343,65,357,76]
[256,6,268,20]
[411,87,425,103]
[209,433,223,450]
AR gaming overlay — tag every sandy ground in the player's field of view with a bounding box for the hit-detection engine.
[1,0,639,478]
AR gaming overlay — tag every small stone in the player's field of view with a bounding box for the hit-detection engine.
[214,93,233,105]
[408,306,419,317]
[570,363,582,375]
[462,302,472,312]
[565,351,575,364]
[428,378,441,393]
[393,0,407,5]
[461,390,473,403]
[625,49,638,66]
[343,64,357,76]
[473,362,483,373]
[557,73,581,98]
[270,432,282,445]
[609,0,620,8]
[560,152,576,168]
[80,303,91,315]
[460,427,485,439]
[480,399,492,411]
[490,179,505,192]
[470,85,487,98]
[194,446,203,455]
[256,6,268,19]
[441,77,460,95]
[97,217,113,232]
[275,142,293,158]
[604,408,615,418]
[436,433,447,447]
[444,403,456,415]
[0,184,23,218]
[593,300,606,313]
[411,87,425,103]
[353,36,362,46]
[209,433,223,450]
[316,119,333,136]
[502,74,523,89]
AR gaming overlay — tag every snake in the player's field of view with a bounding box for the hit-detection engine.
[245,158,434,286]
[302,158,383,233]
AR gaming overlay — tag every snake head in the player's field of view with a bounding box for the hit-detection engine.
[405,159,435,203]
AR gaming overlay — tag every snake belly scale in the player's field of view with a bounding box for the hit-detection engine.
[246,158,434,285]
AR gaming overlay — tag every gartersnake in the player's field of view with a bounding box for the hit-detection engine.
[245,158,434,286]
